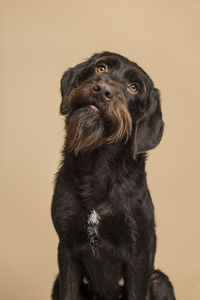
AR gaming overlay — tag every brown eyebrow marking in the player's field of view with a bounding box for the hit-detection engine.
[95,56,115,63]
[95,56,120,69]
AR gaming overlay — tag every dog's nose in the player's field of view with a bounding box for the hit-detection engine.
[93,82,114,100]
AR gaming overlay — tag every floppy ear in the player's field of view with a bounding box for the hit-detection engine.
[60,68,75,114]
[132,88,164,158]
[60,60,90,114]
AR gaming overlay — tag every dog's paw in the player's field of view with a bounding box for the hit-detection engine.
[83,276,89,284]
[118,277,124,286]
[147,270,176,300]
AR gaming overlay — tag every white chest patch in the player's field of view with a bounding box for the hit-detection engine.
[87,209,101,255]
[88,209,101,226]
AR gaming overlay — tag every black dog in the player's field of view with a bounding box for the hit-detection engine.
[51,52,176,300]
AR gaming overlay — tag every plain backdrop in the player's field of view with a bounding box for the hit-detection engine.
[1,1,200,299]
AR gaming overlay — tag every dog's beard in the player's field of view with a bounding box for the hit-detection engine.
[66,107,105,155]
[65,85,132,155]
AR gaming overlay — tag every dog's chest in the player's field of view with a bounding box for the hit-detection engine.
[67,160,140,251]
[83,206,135,255]
[86,210,101,255]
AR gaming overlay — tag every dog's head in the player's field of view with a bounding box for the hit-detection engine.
[60,52,164,158]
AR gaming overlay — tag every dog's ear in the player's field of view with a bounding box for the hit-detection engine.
[60,60,90,114]
[60,67,75,114]
[132,88,164,158]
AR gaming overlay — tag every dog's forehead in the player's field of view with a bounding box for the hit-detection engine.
[95,54,134,69]
[94,54,148,81]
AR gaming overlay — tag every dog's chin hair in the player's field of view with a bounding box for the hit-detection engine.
[104,100,132,145]
[65,106,132,156]
[65,108,105,155]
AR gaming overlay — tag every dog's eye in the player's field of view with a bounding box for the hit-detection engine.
[128,83,138,93]
[96,65,107,73]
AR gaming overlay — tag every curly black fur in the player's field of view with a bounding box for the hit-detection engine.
[51,52,176,300]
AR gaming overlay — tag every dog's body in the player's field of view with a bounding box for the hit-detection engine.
[51,52,176,300]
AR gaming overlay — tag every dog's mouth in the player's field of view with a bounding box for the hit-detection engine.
[80,103,101,113]
[89,104,100,112]
[74,97,104,115]
[66,95,102,116]
[69,102,102,116]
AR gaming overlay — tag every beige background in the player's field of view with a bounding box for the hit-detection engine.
[1,0,200,299]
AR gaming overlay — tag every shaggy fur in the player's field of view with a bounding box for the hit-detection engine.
[51,52,176,300]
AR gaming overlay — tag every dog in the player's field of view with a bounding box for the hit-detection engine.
[51,51,176,300]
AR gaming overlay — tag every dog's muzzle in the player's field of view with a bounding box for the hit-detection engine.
[64,79,132,155]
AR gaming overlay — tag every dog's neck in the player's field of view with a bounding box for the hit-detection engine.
[61,143,146,210]
[63,142,141,166]
[62,142,146,179]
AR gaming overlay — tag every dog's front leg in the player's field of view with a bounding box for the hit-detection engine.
[58,241,84,300]
[125,259,149,300]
